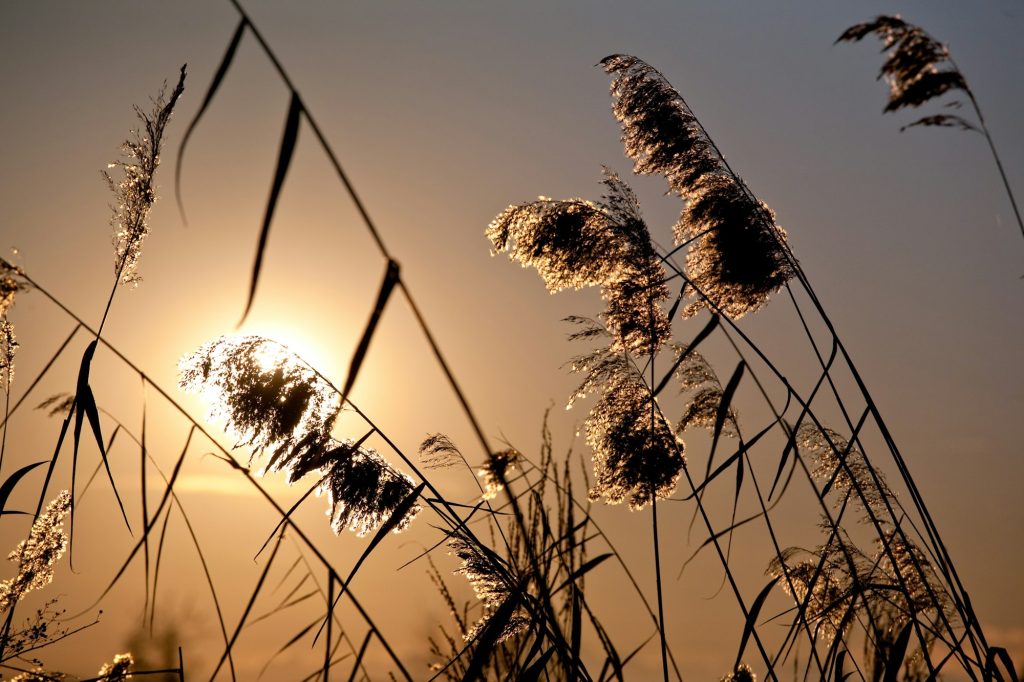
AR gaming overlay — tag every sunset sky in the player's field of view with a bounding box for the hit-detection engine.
[1,1,1022,679]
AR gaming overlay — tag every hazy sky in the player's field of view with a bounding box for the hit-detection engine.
[1,1,1021,679]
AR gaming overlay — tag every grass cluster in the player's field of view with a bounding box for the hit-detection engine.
[0,6,1020,682]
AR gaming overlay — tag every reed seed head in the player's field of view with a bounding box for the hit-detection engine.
[601,54,794,319]
[0,319,17,390]
[97,653,134,681]
[180,335,420,536]
[0,491,71,613]
[487,170,670,354]
[105,67,186,287]
[837,16,976,132]
[586,372,684,510]
[478,448,522,501]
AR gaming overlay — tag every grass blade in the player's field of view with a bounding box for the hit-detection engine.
[733,576,778,672]
[341,259,399,402]
[315,481,425,643]
[239,93,303,324]
[345,630,373,682]
[175,17,248,224]
[882,620,914,682]
[209,528,286,681]
[652,314,718,397]
[768,419,798,501]
[257,617,320,680]
[709,360,744,470]
[0,460,45,516]
[521,647,556,682]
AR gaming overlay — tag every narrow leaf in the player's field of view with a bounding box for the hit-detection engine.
[704,360,744,482]
[0,461,46,516]
[239,93,303,324]
[176,17,249,224]
[553,553,613,594]
[520,647,556,682]
[882,620,914,682]
[985,646,1019,682]
[315,481,425,644]
[257,617,320,680]
[345,630,374,682]
[341,259,400,402]
[768,419,798,500]
[210,529,286,681]
[81,384,132,533]
[652,313,719,397]
[733,576,779,672]
[834,649,847,682]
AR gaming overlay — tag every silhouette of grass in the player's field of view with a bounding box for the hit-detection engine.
[0,8,1020,682]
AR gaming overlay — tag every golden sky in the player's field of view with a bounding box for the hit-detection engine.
[0,1,1022,679]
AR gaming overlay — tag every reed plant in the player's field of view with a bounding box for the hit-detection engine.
[0,5,1019,682]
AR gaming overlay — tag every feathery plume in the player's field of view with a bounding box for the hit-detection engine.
[448,536,529,643]
[0,491,71,612]
[586,372,684,510]
[179,335,420,536]
[37,394,76,419]
[478,448,521,501]
[179,335,340,468]
[837,16,974,131]
[0,319,17,391]
[97,653,134,681]
[0,258,27,318]
[721,663,757,682]
[768,539,860,644]
[600,54,794,319]
[419,433,463,470]
[105,67,186,287]
[488,169,670,354]
[672,344,738,436]
[796,424,891,516]
[306,437,421,536]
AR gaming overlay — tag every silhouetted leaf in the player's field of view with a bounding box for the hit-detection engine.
[734,577,778,671]
[705,360,744,480]
[210,528,286,681]
[652,313,718,397]
[901,114,978,132]
[520,647,556,682]
[554,554,613,594]
[73,341,131,535]
[460,584,524,682]
[984,646,1019,682]
[257,617,320,680]
[85,426,194,611]
[768,419,799,501]
[315,482,425,644]
[176,17,248,224]
[341,259,399,402]
[345,630,373,682]
[240,93,303,324]
[834,649,847,682]
[882,620,914,682]
[0,460,45,516]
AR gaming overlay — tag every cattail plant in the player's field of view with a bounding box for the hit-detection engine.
[838,15,1024,242]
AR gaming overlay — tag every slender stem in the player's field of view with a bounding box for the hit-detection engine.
[950,59,1024,243]
[652,495,669,682]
